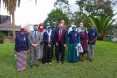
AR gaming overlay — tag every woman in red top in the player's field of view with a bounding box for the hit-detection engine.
[38,23,46,60]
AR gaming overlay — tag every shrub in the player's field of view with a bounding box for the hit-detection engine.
[0,32,5,43]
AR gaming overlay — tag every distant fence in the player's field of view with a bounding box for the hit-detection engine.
[104,35,117,43]
[0,36,14,44]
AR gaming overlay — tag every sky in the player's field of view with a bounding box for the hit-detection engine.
[0,0,76,26]
[1,0,116,26]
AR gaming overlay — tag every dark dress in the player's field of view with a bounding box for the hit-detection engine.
[68,31,80,62]
[80,32,88,53]
[42,30,54,64]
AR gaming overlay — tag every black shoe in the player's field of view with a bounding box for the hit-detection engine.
[89,59,92,62]
[30,65,33,68]
[61,61,64,64]
[35,64,38,67]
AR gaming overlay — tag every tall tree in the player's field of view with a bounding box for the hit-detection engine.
[3,0,37,40]
[44,8,70,26]
[76,0,113,16]
[54,0,73,19]
[74,0,114,28]
[3,0,20,40]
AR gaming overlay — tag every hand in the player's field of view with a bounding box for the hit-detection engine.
[91,40,94,42]
[64,44,67,47]
[89,40,91,43]
[34,44,39,47]
[35,44,39,47]
[56,42,58,46]
[90,40,94,43]
[32,44,38,47]
[32,44,35,47]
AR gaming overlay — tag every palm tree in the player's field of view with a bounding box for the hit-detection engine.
[3,0,37,40]
[89,13,116,40]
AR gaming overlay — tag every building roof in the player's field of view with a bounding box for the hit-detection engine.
[0,22,20,31]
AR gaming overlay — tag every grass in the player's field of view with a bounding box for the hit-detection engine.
[0,41,117,78]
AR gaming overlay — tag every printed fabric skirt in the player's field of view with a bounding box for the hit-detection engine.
[16,51,27,71]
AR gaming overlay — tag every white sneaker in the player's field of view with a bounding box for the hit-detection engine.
[49,63,51,64]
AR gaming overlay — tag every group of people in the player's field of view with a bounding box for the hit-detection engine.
[14,20,98,72]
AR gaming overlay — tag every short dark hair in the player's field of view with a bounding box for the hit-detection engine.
[34,24,38,27]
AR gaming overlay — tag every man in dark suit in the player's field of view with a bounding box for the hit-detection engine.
[54,23,67,64]
[51,22,57,57]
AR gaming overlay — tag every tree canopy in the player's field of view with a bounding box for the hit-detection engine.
[44,8,70,26]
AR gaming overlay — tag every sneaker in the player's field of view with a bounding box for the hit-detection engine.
[90,59,92,62]
[49,63,52,64]
[30,65,33,68]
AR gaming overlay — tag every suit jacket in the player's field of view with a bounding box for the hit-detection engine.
[28,31,42,47]
[43,30,54,44]
[54,28,67,45]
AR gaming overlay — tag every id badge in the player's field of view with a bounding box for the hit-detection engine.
[24,37,26,41]
[75,33,77,36]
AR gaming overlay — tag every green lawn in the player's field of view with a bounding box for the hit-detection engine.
[0,41,117,78]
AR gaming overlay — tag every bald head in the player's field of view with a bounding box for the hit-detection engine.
[59,23,64,28]
[61,20,65,25]
[80,22,83,25]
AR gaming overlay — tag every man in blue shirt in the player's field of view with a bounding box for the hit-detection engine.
[88,25,98,62]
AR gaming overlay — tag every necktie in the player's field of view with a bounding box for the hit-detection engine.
[59,29,62,42]
[35,31,37,39]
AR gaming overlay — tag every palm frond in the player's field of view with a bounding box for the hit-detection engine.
[89,16,99,33]
[89,13,115,38]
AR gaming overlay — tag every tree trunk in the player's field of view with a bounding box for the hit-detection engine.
[12,13,16,41]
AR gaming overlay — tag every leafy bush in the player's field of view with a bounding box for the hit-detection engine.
[44,8,70,26]
[0,32,4,43]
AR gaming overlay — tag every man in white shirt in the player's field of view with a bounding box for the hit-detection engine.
[68,22,76,33]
